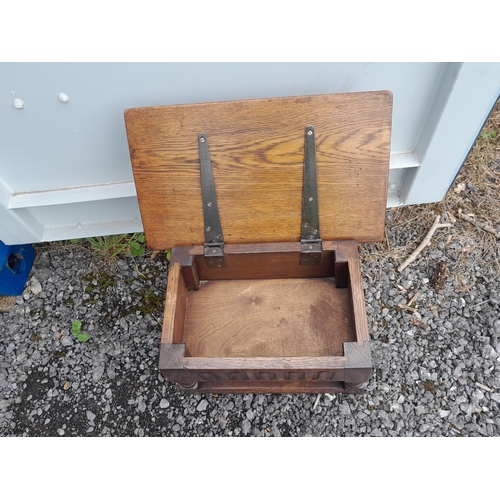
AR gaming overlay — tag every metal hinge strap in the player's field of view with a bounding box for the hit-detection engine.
[301,125,322,265]
[198,133,226,268]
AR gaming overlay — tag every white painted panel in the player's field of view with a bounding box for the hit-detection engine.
[405,63,500,205]
[8,181,136,209]
[1,62,444,193]
[34,197,143,243]
[0,178,44,243]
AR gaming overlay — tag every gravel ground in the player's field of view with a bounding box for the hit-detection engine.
[1,208,499,437]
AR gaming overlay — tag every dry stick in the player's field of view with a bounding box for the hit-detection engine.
[397,215,453,273]
[456,212,500,239]
[475,381,493,393]
[407,291,420,307]
[313,394,321,410]
[471,299,490,309]
[398,303,417,312]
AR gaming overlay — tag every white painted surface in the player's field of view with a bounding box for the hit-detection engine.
[0,62,498,245]
[7,180,136,209]
[406,63,500,204]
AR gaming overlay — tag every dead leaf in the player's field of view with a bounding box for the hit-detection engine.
[454,183,466,193]
[63,382,70,390]
[430,305,440,318]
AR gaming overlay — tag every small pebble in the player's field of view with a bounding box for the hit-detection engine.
[197,400,208,412]
[241,420,251,435]
[60,337,73,347]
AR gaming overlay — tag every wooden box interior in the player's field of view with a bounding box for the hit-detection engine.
[160,241,371,393]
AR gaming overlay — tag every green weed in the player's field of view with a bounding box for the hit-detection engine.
[481,130,498,139]
[72,320,90,343]
[79,233,147,261]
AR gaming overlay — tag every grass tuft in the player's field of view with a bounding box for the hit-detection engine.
[71,233,147,262]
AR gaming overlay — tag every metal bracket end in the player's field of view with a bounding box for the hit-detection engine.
[203,243,226,268]
[300,240,322,265]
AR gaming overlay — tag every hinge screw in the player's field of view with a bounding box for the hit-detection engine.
[207,201,213,207]
[200,137,205,142]
[307,130,313,136]
[206,226,211,232]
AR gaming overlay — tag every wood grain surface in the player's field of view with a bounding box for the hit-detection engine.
[125,92,392,249]
[161,263,187,344]
[193,250,335,281]
[181,356,346,371]
[183,278,354,358]
[179,380,364,394]
[335,240,370,343]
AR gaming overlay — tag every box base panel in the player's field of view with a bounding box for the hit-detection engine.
[184,277,354,358]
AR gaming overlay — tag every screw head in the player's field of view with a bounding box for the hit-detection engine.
[308,245,313,250]
[200,136,205,142]
[303,222,308,228]
[307,129,313,136]
[207,201,213,207]
[206,226,211,232]
[308,197,313,202]
[212,249,217,254]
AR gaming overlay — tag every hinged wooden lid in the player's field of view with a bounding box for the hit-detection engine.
[125,91,392,250]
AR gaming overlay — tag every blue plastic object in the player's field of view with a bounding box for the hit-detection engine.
[0,241,36,296]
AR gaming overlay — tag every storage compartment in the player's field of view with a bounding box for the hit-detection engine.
[158,242,372,393]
